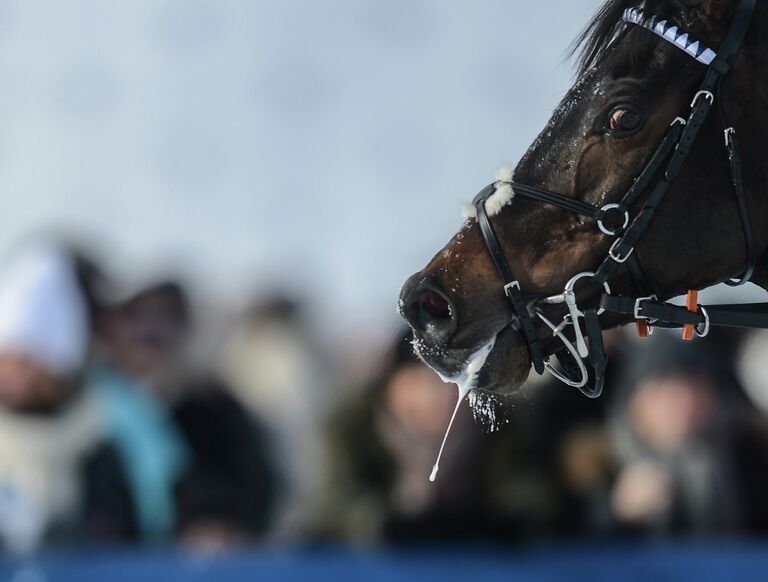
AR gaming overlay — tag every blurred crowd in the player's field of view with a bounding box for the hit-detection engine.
[4,238,768,555]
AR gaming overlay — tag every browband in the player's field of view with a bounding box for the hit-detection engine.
[622,7,717,65]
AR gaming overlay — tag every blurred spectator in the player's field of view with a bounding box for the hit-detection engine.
[605,334,768,537]
[0,243,102,553]
[87,279,277,548]
[532,328,620,538]
[219,294,333,540]
[737,330,768,414]
[171,374,277,551]
[313,330,560,545]
[86,281,192,542]
[95,281,190,385]
[733,329,768,533]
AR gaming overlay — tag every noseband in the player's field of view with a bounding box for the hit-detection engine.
[473,0,760,398]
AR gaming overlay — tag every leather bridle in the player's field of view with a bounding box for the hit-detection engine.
[472,0,761,398]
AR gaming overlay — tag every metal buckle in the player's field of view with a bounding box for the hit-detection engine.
[608,238,634,263]
[671,116,687,126]
[596,203,629,236]
[690,90,714,108]
[696,306,711,338]
[633,295,658,320]
[724,127,736,147]
[504,281,521,297]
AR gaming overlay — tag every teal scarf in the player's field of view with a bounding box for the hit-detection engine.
[88,364,189,541]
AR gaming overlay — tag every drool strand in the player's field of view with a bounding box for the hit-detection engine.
[429,384,471,482]
[429,337,496,482]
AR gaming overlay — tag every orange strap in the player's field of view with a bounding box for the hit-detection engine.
[636,320,649,338]
[682,289,698,341]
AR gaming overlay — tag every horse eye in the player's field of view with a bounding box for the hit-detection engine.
[607,107,642,133]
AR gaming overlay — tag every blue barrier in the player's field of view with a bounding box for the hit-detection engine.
[2,543,768,582]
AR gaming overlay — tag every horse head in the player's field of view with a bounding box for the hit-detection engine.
[400,0,768,394]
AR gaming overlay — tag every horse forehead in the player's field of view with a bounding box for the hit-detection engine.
[556,70,611,121]
[516,75,608,179]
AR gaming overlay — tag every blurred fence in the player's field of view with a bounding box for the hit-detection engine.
[3,544,768,582]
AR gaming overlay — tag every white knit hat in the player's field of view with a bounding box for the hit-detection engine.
[0,244,88,374]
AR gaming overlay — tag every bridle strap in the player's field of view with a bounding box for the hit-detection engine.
[474,185,518,286]
[723,124,756,285]
[602,295,768,330]
[503,183,604,220]
[620,119,686,210]
[717,76,756,286]
[475,186,546,374]
[709,0,757,75]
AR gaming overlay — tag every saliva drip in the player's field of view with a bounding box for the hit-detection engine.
[429,338,495,482]
[429,384,472,482]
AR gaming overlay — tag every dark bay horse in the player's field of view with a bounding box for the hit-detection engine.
[399,0,768,395]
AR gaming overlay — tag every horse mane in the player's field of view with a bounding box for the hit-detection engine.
[570,0,692,76]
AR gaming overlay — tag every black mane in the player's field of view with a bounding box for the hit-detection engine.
[571,0,692,76]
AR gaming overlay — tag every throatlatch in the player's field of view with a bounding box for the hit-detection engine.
[473,0,759,398]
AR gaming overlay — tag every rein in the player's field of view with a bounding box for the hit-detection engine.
[473,0,759,398]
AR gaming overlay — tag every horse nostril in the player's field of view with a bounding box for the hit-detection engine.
[399,282,457,342]
[420,290,451,318]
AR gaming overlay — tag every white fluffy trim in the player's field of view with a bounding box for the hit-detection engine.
[495,164,514,183]
[460,164,515,219]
